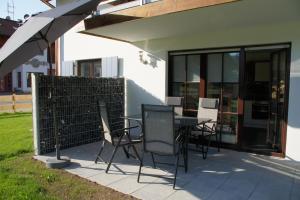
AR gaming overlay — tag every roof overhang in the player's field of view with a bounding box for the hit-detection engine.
[81,0,300,42]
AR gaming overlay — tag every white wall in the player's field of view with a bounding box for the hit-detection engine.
[61,21,166,115]
[12,64,49,93]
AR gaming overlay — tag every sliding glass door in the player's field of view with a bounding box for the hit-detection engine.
[206,52,240,144]
[169,44,290,152]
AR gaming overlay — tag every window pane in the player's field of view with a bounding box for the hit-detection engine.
[220,114,238,144]
[172,56,185,82]
[224,52,239,82]
[187,55,200,82]
[171,83,185,97]
[207,54,222,83]
[27,73,31,88]
[223,83,239,113]
[80,62,90,77]
[17,72,22,88]
[186,83,199,110]
[94,61,101,78]
[207,83,221,99]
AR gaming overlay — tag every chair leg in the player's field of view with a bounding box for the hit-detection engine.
[106,134,123,173]
[151,153,156,169]
[217,130,220,152]
[123,146,130,158]
[183,145,187,173]
[126,134,141,162]
[202,133,212,160]
[201,134,207,159]
[137,152,144,183]
[95,140,106,163]
[173,154,180,189]
[132,144,141,162]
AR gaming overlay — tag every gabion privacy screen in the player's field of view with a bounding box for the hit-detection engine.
[34,75,124,154]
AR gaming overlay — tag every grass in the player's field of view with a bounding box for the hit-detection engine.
[0,113,33,161]
[0,113,136,200]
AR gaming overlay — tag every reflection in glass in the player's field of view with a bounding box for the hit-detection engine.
[187,55,200,82]
[172,83,185,97]
[223,83,238,113]
[186,83,199,110]
[207,54,222,82]
[80,62,90,77]
[207,83,221,99]
[224,52,239,82]
[94,61,101,77]
[173,56,185,82]
[170,54,200,115]
[206,52,239,144]
[219,114,238,144]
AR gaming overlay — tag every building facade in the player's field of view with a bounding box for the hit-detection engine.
[11,51,51,93]
[53,0,300,161]
[0,18,18,92]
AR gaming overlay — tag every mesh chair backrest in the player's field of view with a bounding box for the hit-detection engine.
[98,101,113,143]
[197,98,219,129]
[166,96,183,116]
[142,104,175,155]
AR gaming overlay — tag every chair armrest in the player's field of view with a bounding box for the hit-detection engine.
[124,126,139,130]
[110,126,139,134]
[196,119,212,126]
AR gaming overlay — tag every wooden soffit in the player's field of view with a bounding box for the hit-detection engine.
[84,0,240,30]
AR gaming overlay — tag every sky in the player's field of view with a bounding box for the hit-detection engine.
[0,0,51,21]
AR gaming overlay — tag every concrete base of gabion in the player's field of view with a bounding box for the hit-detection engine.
[46,156,71,169]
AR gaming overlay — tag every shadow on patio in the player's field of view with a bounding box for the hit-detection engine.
[35,142,300,200]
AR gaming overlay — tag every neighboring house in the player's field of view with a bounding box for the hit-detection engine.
[0,18,18,92]
[0,18,55,93]
[11,49,54,93]
[50,0,300,161]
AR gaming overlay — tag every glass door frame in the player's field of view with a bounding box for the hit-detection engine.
[168,42,291,157]
[267,49,290,155]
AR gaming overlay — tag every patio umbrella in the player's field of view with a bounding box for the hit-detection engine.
[0,0,101,168]
[0,0,101,78]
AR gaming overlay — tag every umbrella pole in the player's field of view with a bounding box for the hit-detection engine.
[47,43,60,160]
[45,42,70,168]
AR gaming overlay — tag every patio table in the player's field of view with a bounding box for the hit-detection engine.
[122,114,212,172]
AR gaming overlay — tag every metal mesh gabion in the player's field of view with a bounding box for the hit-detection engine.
[36,75,124,154]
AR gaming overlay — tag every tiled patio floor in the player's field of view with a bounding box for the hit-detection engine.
[35,142,300,200]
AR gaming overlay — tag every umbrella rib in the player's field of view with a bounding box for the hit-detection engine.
[63,13,88,16]
[44,21,55,40]
[39,31,49,44]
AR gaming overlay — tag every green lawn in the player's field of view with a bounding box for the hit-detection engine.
[0,113,33,160]
[0,113,135,200]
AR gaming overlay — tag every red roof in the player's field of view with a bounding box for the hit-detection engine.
[0,18,19,37]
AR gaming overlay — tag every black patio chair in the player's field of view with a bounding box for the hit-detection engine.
[190,98,220,159]
[137,104,185,189]
[95,101,142,173]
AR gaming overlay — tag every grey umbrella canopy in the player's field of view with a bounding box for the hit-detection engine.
[0,0,101,168]
[0,0,101,78]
